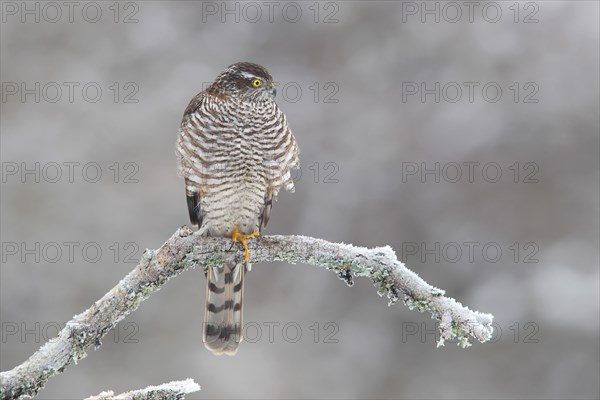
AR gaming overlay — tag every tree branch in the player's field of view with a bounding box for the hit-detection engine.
[85,379,200,400]
[0,226,494,399]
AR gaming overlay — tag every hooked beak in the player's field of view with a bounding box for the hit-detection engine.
[266,82,277,98]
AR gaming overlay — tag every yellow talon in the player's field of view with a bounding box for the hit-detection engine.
[232,226,260,262]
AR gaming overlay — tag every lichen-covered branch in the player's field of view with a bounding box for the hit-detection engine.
[85,379,200,400]
[0,226,494,399]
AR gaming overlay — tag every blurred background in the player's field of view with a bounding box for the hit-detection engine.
[1,1,598,399]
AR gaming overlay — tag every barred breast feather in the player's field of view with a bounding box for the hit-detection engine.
[176,91,299,237]
[175,79,299,356]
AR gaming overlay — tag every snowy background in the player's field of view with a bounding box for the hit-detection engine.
[1,1,598,399]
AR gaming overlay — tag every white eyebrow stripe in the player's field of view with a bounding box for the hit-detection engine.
[240,72,260,80]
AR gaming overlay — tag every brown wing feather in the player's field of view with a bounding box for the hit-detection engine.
[186,183,202,227]
[260,189,273,230]
[183,92,205,118]
[178,93,208,227]
[260,114,300,231]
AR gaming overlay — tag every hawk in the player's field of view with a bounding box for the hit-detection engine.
[175,62,300,355]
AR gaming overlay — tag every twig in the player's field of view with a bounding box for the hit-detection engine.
[0,226,494,399]
[84,378,200,400]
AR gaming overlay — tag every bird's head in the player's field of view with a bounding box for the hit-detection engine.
[210,62,277,102]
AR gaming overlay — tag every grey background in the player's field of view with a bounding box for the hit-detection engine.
[1,1,598,399]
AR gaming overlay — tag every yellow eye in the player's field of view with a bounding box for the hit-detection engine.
[252,79,263,87]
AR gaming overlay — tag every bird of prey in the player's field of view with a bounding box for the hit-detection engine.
[176,62,300,355]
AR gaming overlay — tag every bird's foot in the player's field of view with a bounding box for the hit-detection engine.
[231,226,260,262]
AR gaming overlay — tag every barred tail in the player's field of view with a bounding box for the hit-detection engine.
[203,262,244,356]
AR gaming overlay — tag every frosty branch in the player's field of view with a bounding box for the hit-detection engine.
[0,226,494,399]
[85,379,200,400]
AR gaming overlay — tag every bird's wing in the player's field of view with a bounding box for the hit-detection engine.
[260,108,300,230]
[176,92,209,227]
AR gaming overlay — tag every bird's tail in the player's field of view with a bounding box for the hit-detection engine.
[203,261,245,355]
